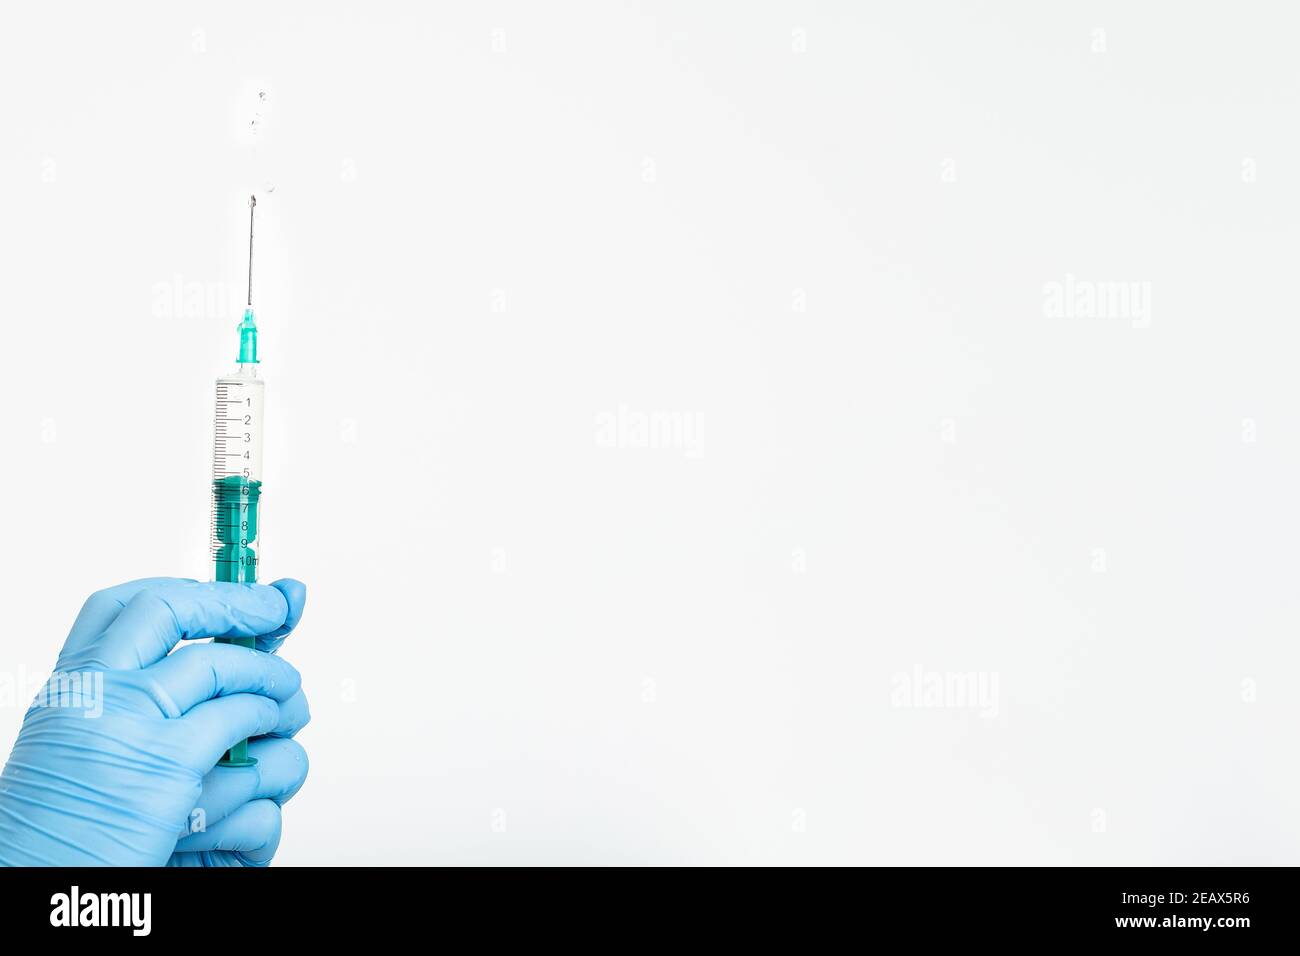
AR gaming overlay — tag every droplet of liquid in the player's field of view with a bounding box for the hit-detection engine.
[249,92,269,137]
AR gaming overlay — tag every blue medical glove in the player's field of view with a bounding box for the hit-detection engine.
[0,578,310,867]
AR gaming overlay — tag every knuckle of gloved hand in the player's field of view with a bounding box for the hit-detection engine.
[274,689,310,737]
[270,654,302,694]
[258,696,281,731]
[54,646,98,673]
[134,671,185,718]
[81,588,121,618]
[131,590,180,635]
[247,651,299,701]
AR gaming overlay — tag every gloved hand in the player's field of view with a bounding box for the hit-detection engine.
[0,577,310,867]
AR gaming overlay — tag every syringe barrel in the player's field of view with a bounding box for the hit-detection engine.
[210,372,265,584]
[210,370,265,768]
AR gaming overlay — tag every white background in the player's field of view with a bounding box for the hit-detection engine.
[2,2,1298,865]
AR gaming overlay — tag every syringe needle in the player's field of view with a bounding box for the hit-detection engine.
[237,196,260,366]
[246,194,257,308]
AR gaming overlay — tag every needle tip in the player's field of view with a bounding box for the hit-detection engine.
[249,195,257,208]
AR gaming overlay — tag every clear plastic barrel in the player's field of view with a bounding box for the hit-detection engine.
[210,370,265,585]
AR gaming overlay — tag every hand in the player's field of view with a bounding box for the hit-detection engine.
[0,578,310,867]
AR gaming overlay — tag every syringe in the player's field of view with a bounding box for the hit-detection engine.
[209,195,266,768]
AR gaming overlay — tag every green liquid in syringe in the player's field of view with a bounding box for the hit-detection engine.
[213,474,262,767]
[213,475,262,583]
